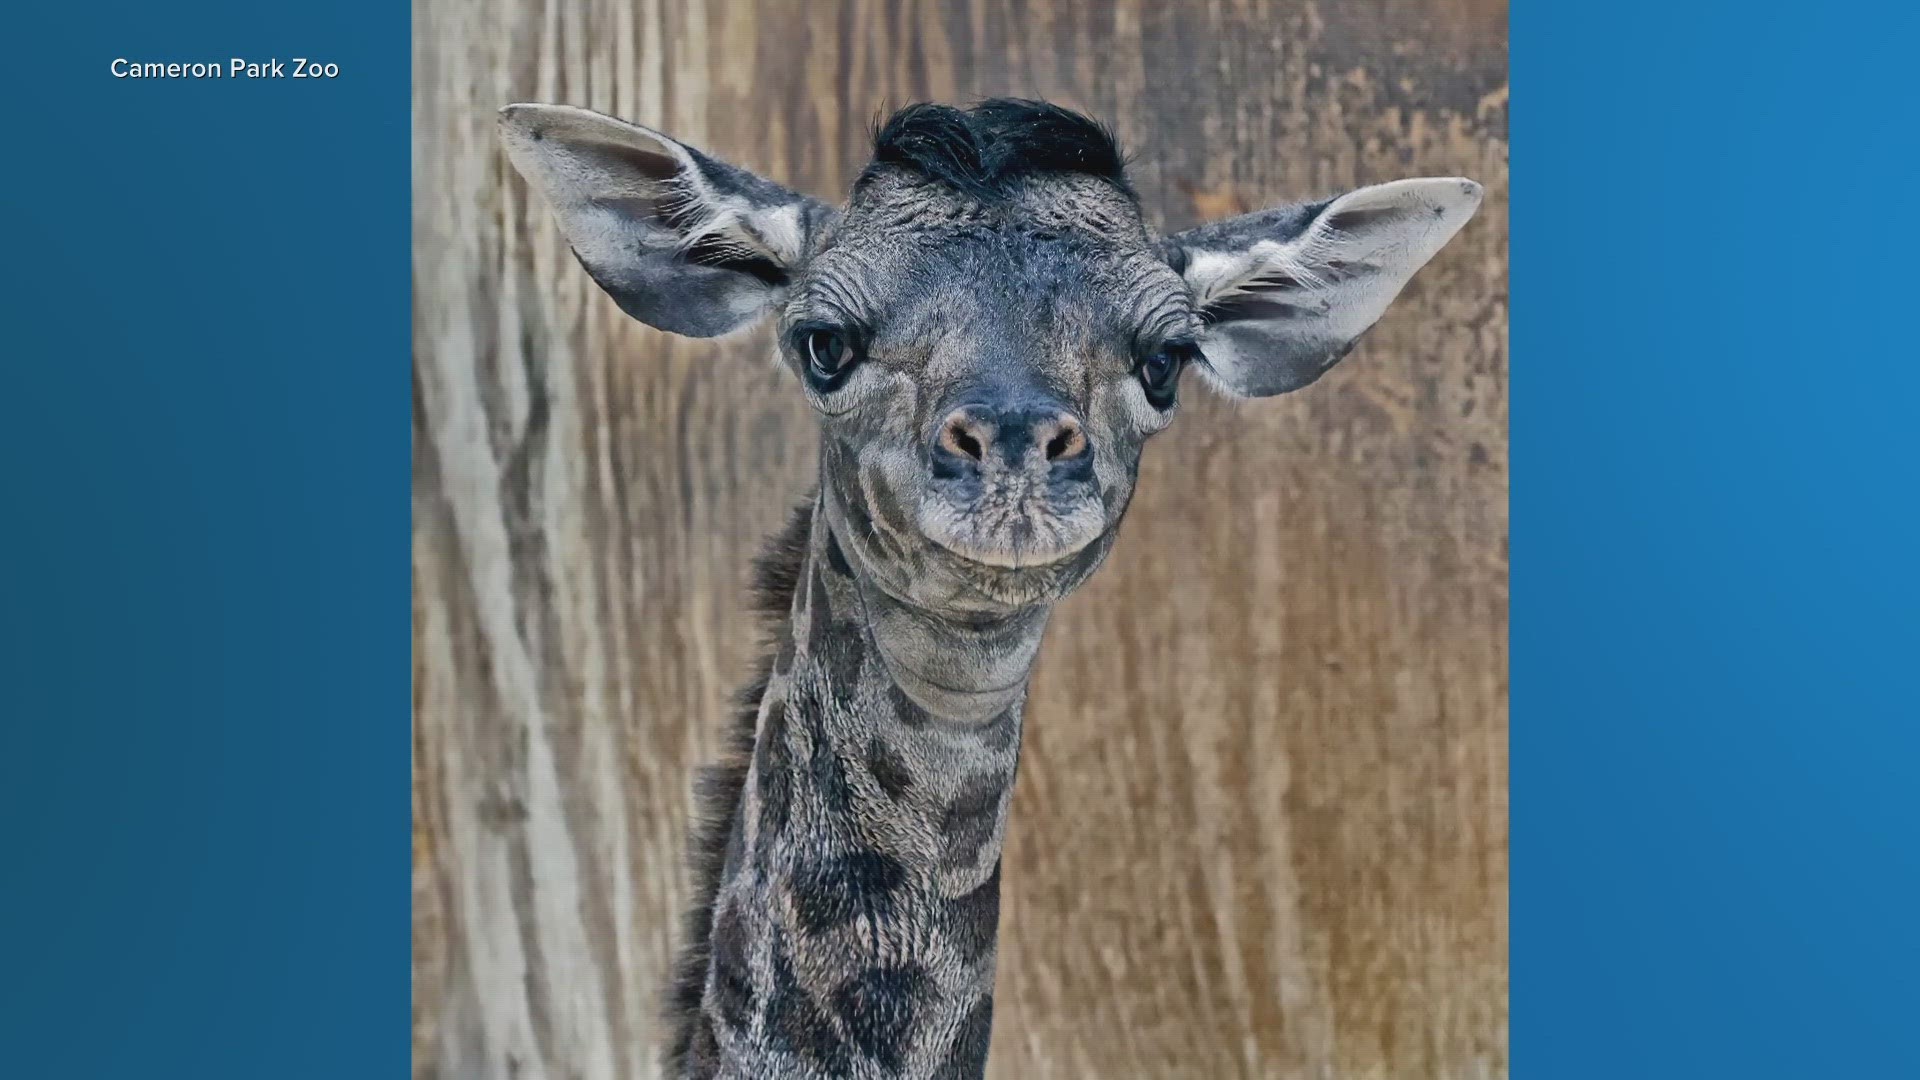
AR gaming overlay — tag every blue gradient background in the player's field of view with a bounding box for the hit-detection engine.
[1,1,1914,1076]
[0,2,407,1076]
[1513,2,1919,1075]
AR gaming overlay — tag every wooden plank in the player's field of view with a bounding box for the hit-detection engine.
[413,1,1508,1076]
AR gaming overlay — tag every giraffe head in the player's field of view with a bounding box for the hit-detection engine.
[501,99,1479,614]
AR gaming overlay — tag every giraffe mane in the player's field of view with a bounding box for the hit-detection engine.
[859,98,1135,204]
[661,499,815,1077]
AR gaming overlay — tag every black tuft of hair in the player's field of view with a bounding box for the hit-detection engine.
[864,98,1132,202]
[661,500,814,1078]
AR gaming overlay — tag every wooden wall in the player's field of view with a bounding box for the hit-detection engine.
[413,1,1508,1076]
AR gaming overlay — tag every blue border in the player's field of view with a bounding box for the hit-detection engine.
[1515,1,1919,1075]
[0,2,407,1076]
[2,0,1917,1076]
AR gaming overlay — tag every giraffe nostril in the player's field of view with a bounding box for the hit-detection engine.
[938,411,989,462]
[1044,417,1087,461]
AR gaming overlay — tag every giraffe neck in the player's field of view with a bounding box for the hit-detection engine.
[682,496,1047,1080]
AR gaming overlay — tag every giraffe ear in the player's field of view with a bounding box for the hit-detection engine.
[498,103,837,338]
[1163,178,1482,396]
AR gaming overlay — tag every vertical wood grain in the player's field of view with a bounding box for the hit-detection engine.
[414,1,1508,1076]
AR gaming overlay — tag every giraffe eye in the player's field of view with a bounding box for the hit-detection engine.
[1138,341,1194,409]
[798,326,858,391]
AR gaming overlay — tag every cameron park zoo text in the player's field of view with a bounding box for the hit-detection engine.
[111,58,341,79]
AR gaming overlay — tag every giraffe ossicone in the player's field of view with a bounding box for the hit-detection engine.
[500,98,1481,1080]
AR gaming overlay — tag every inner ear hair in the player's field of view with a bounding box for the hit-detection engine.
[1193,185,1471,304]
[1166,177,1483,397]
[503,103,804,264]
[498,102,831,338]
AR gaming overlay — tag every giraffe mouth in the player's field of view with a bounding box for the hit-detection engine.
[925,528,1100,569]
[914,485,1109,569]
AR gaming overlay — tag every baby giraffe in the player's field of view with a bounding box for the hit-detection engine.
[501,99,1479,1080]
